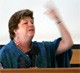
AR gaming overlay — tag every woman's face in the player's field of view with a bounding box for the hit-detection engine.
[14,17,35,41]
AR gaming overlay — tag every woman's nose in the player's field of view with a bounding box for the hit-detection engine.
[28,22,33,26]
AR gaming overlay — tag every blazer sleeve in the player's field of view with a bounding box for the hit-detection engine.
[56,48,72,67]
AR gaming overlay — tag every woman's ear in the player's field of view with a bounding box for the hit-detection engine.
[13,29,17,34]
[13,29,19,39]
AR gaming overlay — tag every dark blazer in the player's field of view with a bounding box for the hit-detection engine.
[0,38,72,68]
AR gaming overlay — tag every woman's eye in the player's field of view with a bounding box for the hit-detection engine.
[24,22,28,24]
[30,21,34,24]
[23,20,34,25]
[31,21,33,24]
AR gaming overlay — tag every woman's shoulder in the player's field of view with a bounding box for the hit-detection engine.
[0,40,16,55]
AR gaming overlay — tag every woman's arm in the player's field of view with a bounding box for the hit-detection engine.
[45,3,73,55]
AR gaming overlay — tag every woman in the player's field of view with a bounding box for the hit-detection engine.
[0,5,73,68]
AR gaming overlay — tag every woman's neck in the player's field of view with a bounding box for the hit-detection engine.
[14,39,32,53]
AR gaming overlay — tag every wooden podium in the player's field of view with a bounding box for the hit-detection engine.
[0,68,80,73]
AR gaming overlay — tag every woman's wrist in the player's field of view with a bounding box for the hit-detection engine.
[55,16,62,24]
[56,21,62,24]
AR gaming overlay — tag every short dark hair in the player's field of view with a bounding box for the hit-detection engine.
[8,9,34,40]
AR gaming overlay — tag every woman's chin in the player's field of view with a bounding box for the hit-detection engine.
[28,34,34,38]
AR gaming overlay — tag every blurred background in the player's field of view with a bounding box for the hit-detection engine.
[0,0,80,44]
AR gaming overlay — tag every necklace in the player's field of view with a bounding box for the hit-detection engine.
[14,40,31,53]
